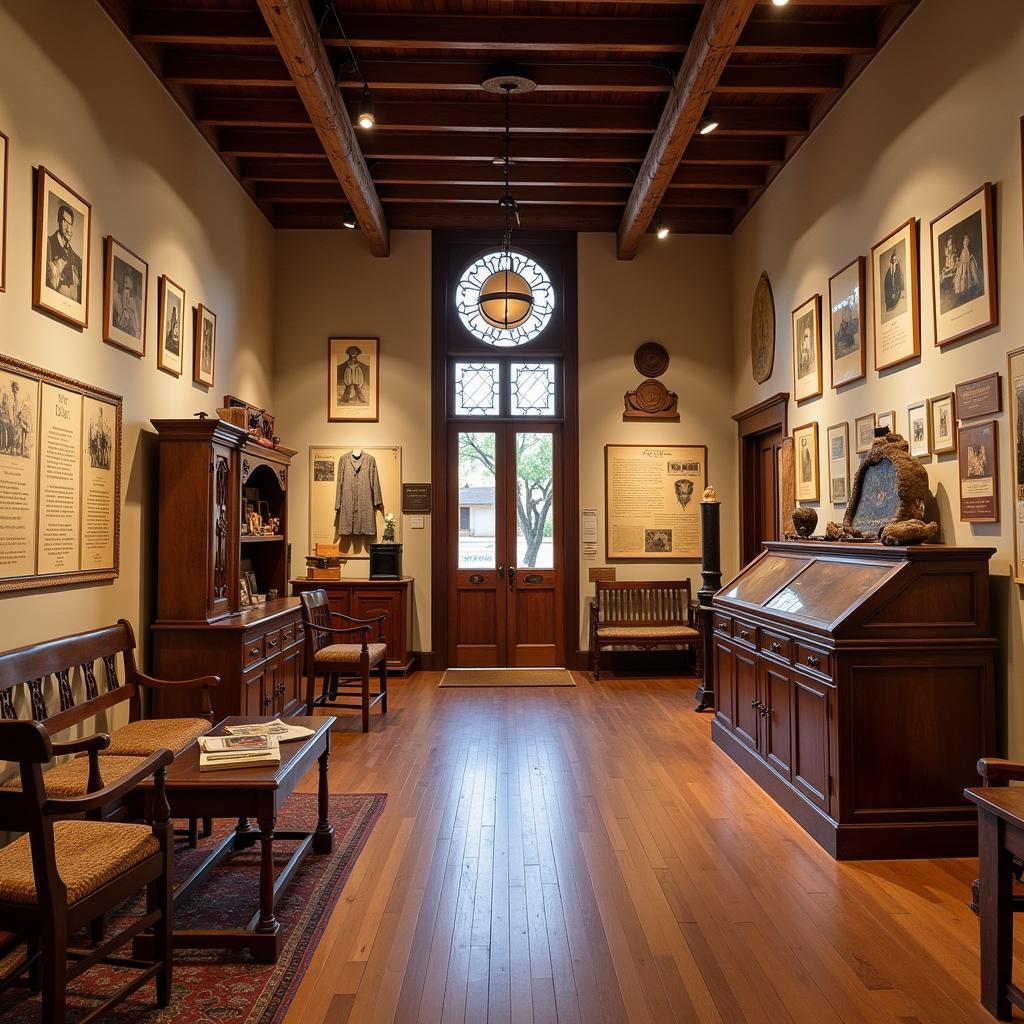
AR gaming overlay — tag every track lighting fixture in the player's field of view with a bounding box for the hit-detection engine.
[656,212,670,240]
[698,110,719,135]
[320,2,377,130]
[342,208,357,229]
[357,85,376,130]
[772,0,790,6]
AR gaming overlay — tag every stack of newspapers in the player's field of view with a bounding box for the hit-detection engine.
[198,720,314,772]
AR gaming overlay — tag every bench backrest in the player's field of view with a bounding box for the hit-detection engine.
[0,619,141,734]
[595,580,691,626]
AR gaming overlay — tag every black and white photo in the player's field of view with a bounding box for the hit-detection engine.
[0,375,34,460]
[314,458,335,482]
[930,392,956,455]
[959,419,998,522]
[829,257,866,388]
[793,422,819,502]
[791,295,822,402]
[194,304,216,387]
[103,237,147,356]
[907,400,930,458]
[87,405,112,470]
[157,275,185,376]
[33,167,91,327]
[872,219,920,370]
[328,337,380,422]
[644,529,672,554]
[854,413,876,454]
[827,422,849,505]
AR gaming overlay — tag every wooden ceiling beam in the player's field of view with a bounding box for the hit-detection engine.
[164,52,293,88]
[618,0,758,258]
[254,0,388,256]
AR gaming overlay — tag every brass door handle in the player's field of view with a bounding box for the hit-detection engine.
[508,566,517,588]
[497,565,505,578]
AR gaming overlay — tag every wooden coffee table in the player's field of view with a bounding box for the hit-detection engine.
[131,716,333,963]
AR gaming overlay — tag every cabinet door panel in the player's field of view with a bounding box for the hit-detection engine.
[713,641,736,729]
[762,662,793,779]
[243,667,266,718]
[352,589,401,655]
[733,647,759,751]
[280,645,302,714]
[793,673,830,812]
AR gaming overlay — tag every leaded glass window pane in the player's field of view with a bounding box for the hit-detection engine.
[510,362,557,417]
[453,361,501,416]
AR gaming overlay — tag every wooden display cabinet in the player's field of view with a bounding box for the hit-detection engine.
[711,541,997,860]
[150,418,306,720]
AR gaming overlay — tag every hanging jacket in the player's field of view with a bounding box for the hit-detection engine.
[335,451,383,537]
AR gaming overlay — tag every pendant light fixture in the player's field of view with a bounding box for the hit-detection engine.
[320,2,376,130]
[477,73,537,333]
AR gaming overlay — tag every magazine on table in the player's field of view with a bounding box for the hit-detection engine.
[198,733,281,771]
[223,719,315,742]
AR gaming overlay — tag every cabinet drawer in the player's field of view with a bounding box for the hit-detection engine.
[264,629,283,657]
[712,613,732,638]
[244,634,266,668]
[280,621,298,647]
[732,621,756,647]
[759,627,792,662]
[795,642,831,678]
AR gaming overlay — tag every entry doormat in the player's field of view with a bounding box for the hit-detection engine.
[440,668,576,687]
[0,791,386,1024]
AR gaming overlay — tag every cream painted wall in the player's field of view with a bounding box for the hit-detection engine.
[579,232,737,650]
[730,0,1024,751]
[273,230,433,653]
[0,1,274,662]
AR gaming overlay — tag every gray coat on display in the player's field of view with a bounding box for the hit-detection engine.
[335,451,383,537]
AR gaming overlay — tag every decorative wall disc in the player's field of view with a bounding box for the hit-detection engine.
[634,341,670,378]
[750,271,776,384]
[634,379,669,412]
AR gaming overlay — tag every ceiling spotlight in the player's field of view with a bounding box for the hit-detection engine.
[772,0,790,6]
[342,208,357,229]
[656,212,670,240]
[698,110,719,135]
[357,85,375,130]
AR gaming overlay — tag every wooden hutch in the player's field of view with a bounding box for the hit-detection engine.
[711,541,997,860]
[150,418,306,720]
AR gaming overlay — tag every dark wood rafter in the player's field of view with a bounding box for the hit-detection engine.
[618,0,757,259]
[253,0,388,256]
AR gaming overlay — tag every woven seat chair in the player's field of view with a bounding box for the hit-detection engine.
[0,720,174,1024]
[299,589,388,733]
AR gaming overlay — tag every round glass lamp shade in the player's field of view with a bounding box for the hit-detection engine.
[478,269,534,330]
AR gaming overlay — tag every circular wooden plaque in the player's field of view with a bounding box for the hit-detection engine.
[750,272,775,384]
[633,379,669,413]
[633,341,670,379]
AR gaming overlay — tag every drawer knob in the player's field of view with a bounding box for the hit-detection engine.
[716,623,728,633]
[769,641,781,653]
[806,655,820,667]
[263,695,272,706]
[249,647,260,657]
[268,639,279,649]
[739,630,749,640]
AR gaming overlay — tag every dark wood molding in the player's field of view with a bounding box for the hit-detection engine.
[735,392,788,566]
[732,391,790,431]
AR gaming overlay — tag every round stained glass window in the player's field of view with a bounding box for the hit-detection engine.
[456,250,555,347]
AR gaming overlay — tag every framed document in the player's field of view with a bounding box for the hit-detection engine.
[871,218,920,371]
[0,354,121,592]
[854,412,876,454]
[956,372,1001,419]
[793,422,819,503]
[791,294,822,402]
[827,422,849,504]
[828,257,866,388]
[959,419,998,523]
[604,444,706,560]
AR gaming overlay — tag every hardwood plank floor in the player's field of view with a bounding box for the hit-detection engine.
[289,672,1016,1023]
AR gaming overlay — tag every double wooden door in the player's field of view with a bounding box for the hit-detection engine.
[449,423,564,667]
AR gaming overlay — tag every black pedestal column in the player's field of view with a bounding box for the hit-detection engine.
[694,486,722,713]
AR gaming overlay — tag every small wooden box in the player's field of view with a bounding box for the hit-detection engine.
[308,566,342,580]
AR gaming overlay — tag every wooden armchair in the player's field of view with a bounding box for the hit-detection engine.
[0,720,174,1024]
[971,758,1024,915]
[300,589,388,733]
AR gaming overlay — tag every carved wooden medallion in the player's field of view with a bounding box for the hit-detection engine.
[633,341,670,378]
[751,271,775,384]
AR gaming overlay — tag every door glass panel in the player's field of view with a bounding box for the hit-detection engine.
[458,432,497,568]
[510,362,557,416]
[515,432,554,569]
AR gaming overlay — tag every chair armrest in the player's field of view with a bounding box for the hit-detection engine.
[50,732,111,757]
[309,621,371,639]
[977,758,1024,787]
[136,672,221,691]
[43,748,174,816]
[329,610,387,627]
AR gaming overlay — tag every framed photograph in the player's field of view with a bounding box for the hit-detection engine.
[157,275,185,377]
[959,419,998,523]
[907,400,930,458]
[791,294,822,402]
[239,576,252,607]
[854,412,876,454]
[877,410,895,434]
[930,183,997,347]
[102,237,147,356]
[930,392,957,455]
[33,167,91,328]
[1008,348,1024,580]
[828,257,866,388]
[194,304,217,387]
[793,422,819,503]
[244,569,258,598]
[827,422,850,504]
[871,218,920,371]
[328,337,379,422]
[956,372,1001,419]
[0,130,8,292]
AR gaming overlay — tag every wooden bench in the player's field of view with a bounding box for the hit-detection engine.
[0,619,218,808]
[588,579,702,680]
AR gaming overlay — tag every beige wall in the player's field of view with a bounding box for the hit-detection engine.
[730,0,1024,751]
[274,229,433,652]
[578,232,737,649]
[0,0,274,661]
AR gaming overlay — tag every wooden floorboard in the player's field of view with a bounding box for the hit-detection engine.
[289,671,1022,1023]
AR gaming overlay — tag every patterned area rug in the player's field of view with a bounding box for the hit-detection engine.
[439,668,576,687]
[0,792,385,1023]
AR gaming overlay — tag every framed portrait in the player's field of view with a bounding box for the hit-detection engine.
[827,422,849,505]
[877,409,895,433]
[959,419,998,523]
[907,400,930,458]
[1008,348,1024,580]
[793,422,819,503]
[791,294,822,402]
[930,183,997,347]
[102,237,147,356]
[157,275,185,377]
[33,167,91,328]
[328,337,379,423]
[239,576,252,607]
[871,218,920,371]
[0,130,8,292]
[194,304,216,387]
[828,257,866,388]
[854,412,876,454]
[930,392,957,455]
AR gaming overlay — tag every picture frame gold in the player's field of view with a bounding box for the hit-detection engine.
[793,421,819,503]
[907,400,930,458]
[854,412,876,454]
[791,294,822,402]
[871,218,920,371]
[929,392,957,455]
[828,257,866,388]
[827,422,850,504]
[157,275,185,377]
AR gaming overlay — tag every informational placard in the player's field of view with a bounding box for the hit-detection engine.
[401,482,431,514]
[0,354,121,592]
[309,445,401,559]
[605,444,706,560]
